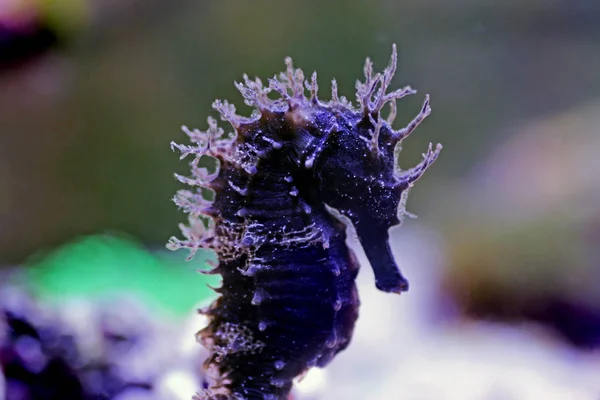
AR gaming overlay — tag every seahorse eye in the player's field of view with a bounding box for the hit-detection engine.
[378,191,396,211]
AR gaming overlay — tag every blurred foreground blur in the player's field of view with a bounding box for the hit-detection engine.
[2,229,600,399]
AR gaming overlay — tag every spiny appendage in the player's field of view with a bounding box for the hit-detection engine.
[197,322,266,368]
[355,43,440,175]
[169,45,440,257]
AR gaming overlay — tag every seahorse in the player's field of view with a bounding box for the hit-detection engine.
[168,44,441,400]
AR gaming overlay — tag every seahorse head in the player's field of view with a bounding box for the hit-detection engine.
[296,46,441,294]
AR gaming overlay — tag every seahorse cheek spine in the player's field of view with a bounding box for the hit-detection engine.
[168,44,441,400]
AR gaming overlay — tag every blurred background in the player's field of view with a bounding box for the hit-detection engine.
[1,0,600,399]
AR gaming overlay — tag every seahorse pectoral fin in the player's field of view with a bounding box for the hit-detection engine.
[356,224,408,294]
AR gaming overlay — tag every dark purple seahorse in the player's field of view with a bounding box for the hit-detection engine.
[168,45,441,400]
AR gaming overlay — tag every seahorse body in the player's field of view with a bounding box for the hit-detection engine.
[168,45,441,400]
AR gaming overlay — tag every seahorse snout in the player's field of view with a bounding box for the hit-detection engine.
[355,223,409,293]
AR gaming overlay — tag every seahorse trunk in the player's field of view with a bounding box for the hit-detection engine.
[199,210,360,399]
[186,146,360,399]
